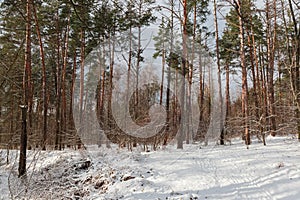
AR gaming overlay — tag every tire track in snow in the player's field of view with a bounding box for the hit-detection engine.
[193,149,220,187]
[220,150,274,200]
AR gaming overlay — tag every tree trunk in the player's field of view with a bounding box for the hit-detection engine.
[266,0,277,136]
[99,70,106,126]
[19,0,31,177]
[260,42,269,142]
[236,0,250,146]
[98,41,106,128]
[177,0,187,149]
[55,11,61,150]
[185,1,198,144]
[135,5,142,121]
[126,24,132,129]
[197,38,205,139]
[225,62,230,125]
[160,47,165,105]
[26,0,33,147]
[287,0,300,141]
[79,29,85,124]
[249,11,264,143]
[108,35,115,131]
[214,0,224,145]
[33,3,47,150]
[247,31,260,138]
[19,106,27,177]
[61,13,70,149]
[163,0,174,146]
[69,52,77,147]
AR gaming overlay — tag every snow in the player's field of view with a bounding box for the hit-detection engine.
[0,136,300,200]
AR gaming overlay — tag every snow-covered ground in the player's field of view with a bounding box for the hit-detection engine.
[0,135,300,200]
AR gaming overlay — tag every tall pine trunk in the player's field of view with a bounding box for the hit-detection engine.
[135,2,142,121]
[55,11,61,150]
[287,0,300,141]
[69,52,77,147]
[19,0,31,177]
[79,29,85,125]
[160,40,165,106]
[225,62,230,131]
[126,23,132,130]
[236,0,250,146]
[61,13,70,149]
[214,0,224,145]
[108,35,115,131]
[266,0,277,136]
[163,0,174,146]
[177,0,187,149]
[33,3,47,149]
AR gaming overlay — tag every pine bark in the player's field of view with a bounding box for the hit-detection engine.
[33,3,48,149]
[163,0,174,146]
[214,0,224,145]
[69,52,77,147]
[79,29,85,124]
[61,13,71,148]
[266,0,277,136]
[287,0,300,141]
[177,0,187,149]
[108,35,115,130]
[160,43,165,105]
[225,62,230,118]
[126,23,132,130]
[55,11,61,150]
[235,0,250,146]
[19,0,31,177]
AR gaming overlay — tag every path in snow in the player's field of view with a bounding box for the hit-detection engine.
[0,136,299,200]
[122,136,300,200]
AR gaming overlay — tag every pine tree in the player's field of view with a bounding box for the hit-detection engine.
[19,0,32,177]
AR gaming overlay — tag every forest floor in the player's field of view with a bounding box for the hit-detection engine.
[0,135,300,200]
